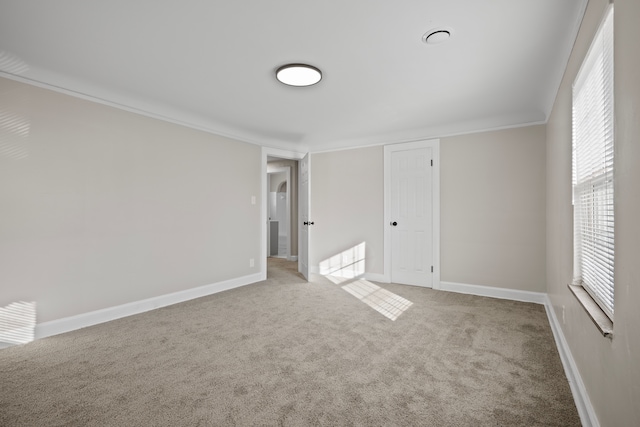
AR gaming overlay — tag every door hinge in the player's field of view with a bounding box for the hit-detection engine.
[431,159,433,167]
[431,266,434,273]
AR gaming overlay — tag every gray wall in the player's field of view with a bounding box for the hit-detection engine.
[546,0,640,425]
[441,125,546,291]
[0,77,262,323]
[310,125,546,293]
[311,146,384,276]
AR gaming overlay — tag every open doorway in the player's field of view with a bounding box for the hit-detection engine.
[267,166,291,259]
[263,151,303,279]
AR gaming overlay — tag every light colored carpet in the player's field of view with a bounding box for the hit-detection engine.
[0,258,580,426]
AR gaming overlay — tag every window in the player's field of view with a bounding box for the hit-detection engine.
[572,5,614,321]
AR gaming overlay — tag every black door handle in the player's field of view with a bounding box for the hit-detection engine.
[391,221,398,226]
[304,221,315,226]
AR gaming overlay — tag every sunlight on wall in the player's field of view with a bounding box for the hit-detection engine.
[319,242,366,278]
[0,50,30,75]
[320,243,413,321]
[0,108,30,159]
[0,301,37,345]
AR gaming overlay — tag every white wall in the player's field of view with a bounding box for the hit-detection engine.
[0,77,262,323]
[268,171,286,192]
[546,0,640,425]
[441,125,547,292]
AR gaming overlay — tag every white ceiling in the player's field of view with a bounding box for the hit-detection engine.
[0,0,586,152]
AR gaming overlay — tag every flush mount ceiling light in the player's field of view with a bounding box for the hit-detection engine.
[422,28,453,44]
[276,64,322,87]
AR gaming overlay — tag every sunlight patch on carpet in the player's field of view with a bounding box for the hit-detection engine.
[342,279,413,321]
[326,275,413,321]
[320,242,413,320]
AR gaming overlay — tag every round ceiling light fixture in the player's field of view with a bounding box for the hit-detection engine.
[276,63,322,87]
[422,28,452,45]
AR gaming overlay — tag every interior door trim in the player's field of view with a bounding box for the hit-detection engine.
[261,147,306,281]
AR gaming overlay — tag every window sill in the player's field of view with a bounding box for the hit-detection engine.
[568,284,613,338]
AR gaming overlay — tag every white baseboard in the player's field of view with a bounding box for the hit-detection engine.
[440,281,596,425]
[309,266,387,284]
[544,295,599,427]
[4,272,599,427]
[34,272,263,341]
[288,255,298,262]
[363,272,388,283]
[440,281,547,304]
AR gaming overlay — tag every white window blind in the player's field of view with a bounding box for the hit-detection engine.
[572,6,614,320]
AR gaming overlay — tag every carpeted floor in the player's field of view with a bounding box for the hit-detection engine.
[0,258,580,426]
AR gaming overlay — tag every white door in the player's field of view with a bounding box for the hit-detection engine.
[385,142,436,287]
[299,153,310,280]
[267,173,272,255]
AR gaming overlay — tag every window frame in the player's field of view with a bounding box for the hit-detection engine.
[571,4,615,331]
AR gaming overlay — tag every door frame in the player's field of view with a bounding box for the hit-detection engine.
[260,147,306,281]
[383,139,441,289]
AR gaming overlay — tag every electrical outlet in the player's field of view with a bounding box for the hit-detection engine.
[249,258,255,268]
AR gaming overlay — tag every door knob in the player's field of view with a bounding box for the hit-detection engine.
[391,221,398,226]
[304,221,315,226]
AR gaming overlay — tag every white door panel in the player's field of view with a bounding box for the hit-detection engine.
[299,153,310,280]
[386,143,435,287]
